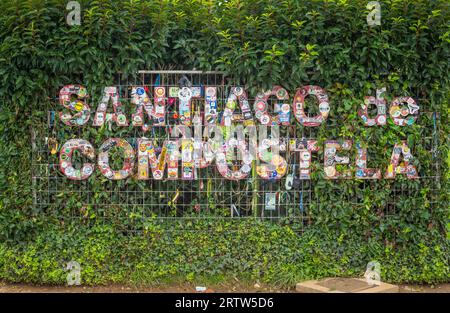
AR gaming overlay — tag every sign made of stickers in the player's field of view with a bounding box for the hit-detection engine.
[57,84,420,181]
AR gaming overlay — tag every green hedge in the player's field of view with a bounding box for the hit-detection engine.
[0,221,448,286]
[0,0,449,286]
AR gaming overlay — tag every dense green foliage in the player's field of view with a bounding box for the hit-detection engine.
[0,0,448,286]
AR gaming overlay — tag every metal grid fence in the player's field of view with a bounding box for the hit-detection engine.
[30,71,442,233]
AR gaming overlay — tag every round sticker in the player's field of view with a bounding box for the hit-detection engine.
[74,101,83,111]
[255,101,266,111]
[117,114,126,123]
[401,107,409,116]
[389,105,401,118]
[281,103,290,113]
[300,151,311,160]
[227,100,236,110]
[155,87,165,97]
[325,158,334,166]
[376,115,386,124]
[326,147,336,155]
[178,87,192,101]
[206,87,215,97]
[234,87,243,96]
[402,146,410,154]
[319,102,330,113]
[324,166,336,177]
[65,167,74,176]
[260,114,270,125]
[276,88,287,99]
[83,166,93,176]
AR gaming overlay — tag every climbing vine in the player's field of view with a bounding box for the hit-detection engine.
[0,0,448,286]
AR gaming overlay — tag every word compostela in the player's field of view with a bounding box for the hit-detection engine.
[57,84,420,181]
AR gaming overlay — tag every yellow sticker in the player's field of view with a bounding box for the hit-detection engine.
[388,164,394,173]
[389,105,401,117]
[276,166,286,175]
[74,101,83,111]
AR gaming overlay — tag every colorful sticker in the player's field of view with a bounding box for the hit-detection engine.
[93,87,128,127]
[131,86,166,131]
[254,86,290,126]
[59,139,95,180]
[169,87,180,98]
[98,138,135,180]
[204,86,218,125]
[59,85,91,126]
[181,139,195,180]
[265,193,277,211]
[137,138,179,180]
[385,141,418,179]
[289,139,320,179]
[359,88,387,126]
[355,142,381,179]
[221,87,254,127]
[389,97,419,126]
[292,85,330,127]
[324,140,352,179]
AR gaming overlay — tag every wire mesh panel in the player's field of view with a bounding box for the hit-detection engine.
[30,71,441,234]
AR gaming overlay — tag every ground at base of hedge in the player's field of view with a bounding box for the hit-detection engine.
[0,281,449,293]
